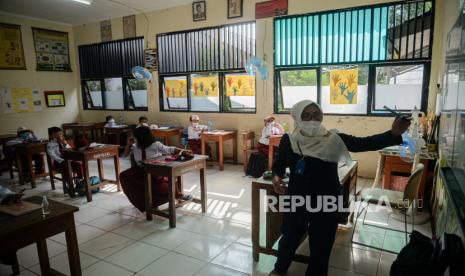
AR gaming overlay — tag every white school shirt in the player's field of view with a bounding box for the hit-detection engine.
[132,141,176,163]
[187,124,207,140]
[6,133,38,146]
[259,124,284,145]
[46,139,71,163]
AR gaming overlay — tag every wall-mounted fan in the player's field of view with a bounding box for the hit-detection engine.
[131,66,152,82]
[245,56,268,80]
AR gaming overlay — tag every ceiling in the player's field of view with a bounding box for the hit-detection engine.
[0,0,201,26]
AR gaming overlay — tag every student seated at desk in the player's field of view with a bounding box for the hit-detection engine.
[137,116,158,129]
[46,127,83,185]
[120,126,192,212]
[187,114,208,154]
[257,116,284,157]
[5,126,45,175]
[104,115,117,128]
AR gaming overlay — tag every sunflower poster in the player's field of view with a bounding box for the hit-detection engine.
[165,79,187,98]
[225,75,255,96]
[329,68,358,104]
[191,75,219,97]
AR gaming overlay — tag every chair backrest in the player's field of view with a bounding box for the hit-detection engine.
[403,163,425,203]
[242,131,255,151]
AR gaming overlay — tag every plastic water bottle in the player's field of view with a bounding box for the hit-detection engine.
[119,115,126,125]
[41,196,50,216]
[207,121,213,131]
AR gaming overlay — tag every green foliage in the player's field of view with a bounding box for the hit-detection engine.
[128,79,147,90]
[280,70,317,86]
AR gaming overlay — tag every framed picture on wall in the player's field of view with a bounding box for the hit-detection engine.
[193,1,206,21]
[44,90,65,107]
[0,23,26,70]
[228,0,243,19]
[32,28,72,72]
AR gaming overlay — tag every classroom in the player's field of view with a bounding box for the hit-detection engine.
[0,0,464,275]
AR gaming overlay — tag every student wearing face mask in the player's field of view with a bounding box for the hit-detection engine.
[269,100,411,276]
[257,116,284,157]
[104,115,117,128]
[187,114,208,154]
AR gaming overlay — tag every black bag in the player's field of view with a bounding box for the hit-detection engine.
[246,153,267,178]
[390,230,465,276]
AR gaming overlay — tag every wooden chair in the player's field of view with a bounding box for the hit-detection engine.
[44,139,74,193]
[62,122,78,139]
[242,131,258,173]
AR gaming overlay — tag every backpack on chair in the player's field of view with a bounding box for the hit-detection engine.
[246,152,267,178]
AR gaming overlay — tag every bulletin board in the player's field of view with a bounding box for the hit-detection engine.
[1,87,43,113]
[225,75,255,96]
[164,79,187,98]
[0,23,26,70]
[329,68,358,104]
[32,27,71,72]
[191,75,219,97]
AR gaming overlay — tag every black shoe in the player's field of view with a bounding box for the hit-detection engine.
[179,194,193,201]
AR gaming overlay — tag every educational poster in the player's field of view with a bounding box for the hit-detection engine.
[123,15,136,38]
[0,23,26,70]
[100,20,112,42]
[32,28,71,72]
[329,68,358,104]
[225,75,255,96]
[165,79,187,98]
[144,48,158,71]
[191,75,219,97]
[1,87,42,113]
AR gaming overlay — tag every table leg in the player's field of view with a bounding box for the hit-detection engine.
[145,171,153,221]
[233,136,238,164]
[97,159,104,181]
[200,167,206,213]
[168,175,176,228]
[114,154,121,191]
[36,239,50,275]
[219,137,224,171]
[116,133,121,147]
[268,146,273,170]
[251,183,260,262]
[66,160,75,197]
[176,176,183,194]
[201,135,206,155]
[27,153,36,188]
[373,154,385,188]
[83,160,92,202]
[65,220,82,276]
[15,151,24,185]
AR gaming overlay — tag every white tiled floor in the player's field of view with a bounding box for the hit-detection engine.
[0,158,433,275]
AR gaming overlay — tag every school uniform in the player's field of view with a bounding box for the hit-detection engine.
[46,138,83,180]
[272,132,402,275]
[187,124,207,154]
[120,141,183,212]
[257,123,283,157]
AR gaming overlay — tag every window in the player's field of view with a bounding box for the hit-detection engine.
[223,73,256,111]
[79,37,147,111]
[373,64,425,112]
[162,76,188,110]
[157,22,256,113]
[277,69,318,112]
[126,78,148,110]
[273,1,433,115]
[320,65,368,114]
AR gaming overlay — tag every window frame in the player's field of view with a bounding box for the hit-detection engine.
[159,70,257,114]
[274,61,430,116]
[81,77,148,111]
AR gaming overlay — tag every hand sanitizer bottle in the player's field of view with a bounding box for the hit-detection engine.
[41,196,50,216]
[207,121,213,132]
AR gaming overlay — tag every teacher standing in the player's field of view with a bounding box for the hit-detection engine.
[270,100,410,276]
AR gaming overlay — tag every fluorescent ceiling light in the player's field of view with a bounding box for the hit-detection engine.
[72,0,92,5]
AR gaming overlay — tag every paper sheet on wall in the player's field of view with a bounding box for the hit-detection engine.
[329,68,358,104]
[0,87,42,113]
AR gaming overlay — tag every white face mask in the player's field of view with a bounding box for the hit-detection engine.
[109,119,115,124]
[300,120,321,136]
[192,122,199,127]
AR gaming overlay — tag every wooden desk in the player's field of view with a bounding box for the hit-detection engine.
[14,142,48,188]
[104,126,133,148]
[268,135,282,170]
[63,145,121,202]
[0,133,16,145]
[151,128,183,146]
[201,130,237,171]
[66,123,96,142]
[373,147,437,200]
[0,196,81,276]
[143,155,208,228]
[251,161,358,262]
